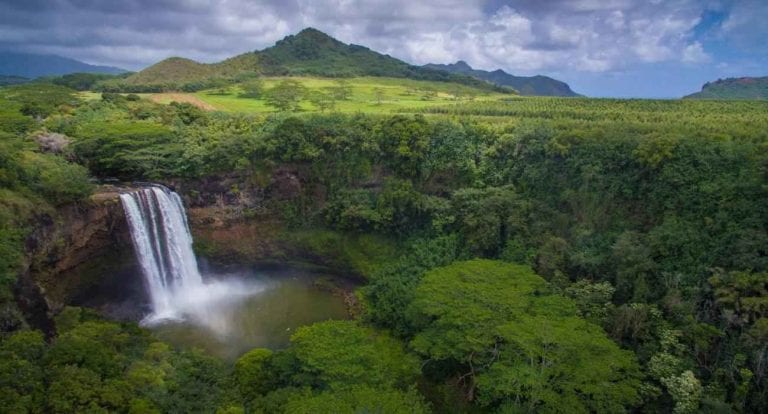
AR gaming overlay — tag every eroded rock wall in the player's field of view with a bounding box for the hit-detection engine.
[17,187,133,330]
[17,166,344,330]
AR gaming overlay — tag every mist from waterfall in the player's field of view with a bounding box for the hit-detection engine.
[119,185,260,337]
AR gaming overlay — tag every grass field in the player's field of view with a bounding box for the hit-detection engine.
[199,77,512,113]
[83,76,513,114]
[78,81,768,139]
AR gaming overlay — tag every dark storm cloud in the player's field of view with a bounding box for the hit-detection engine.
[0,0,764,75]
[0,0,298,68]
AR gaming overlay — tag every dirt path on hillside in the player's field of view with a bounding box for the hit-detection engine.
[148,93,217,111]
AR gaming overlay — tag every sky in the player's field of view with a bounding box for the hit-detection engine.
[1,0,766,98]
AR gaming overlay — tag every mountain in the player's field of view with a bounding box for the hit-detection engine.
[684,77,768,100]
[116,28,510,93]
[123,57,216,85]
[0,75,30,86]
[0,51,126,78]
[423,61,579,97]
[257,28,467,80]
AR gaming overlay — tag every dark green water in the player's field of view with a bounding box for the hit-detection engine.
[148,268,350,360]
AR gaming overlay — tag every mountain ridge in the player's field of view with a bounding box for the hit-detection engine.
[684,76,768,100]
[423,60,580,97]
[0,75,30,86]
[114,28,512,93]
[0,51,126,78]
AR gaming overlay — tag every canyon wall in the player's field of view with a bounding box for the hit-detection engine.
[17,187,133,331]
[17,167,358,330]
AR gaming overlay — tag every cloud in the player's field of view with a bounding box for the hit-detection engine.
[399,2,707,72]
[0,0,297,69]
[0,0,762,77]
[719,0,768,52]
[682,42,710,63]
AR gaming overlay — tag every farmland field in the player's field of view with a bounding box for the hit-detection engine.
[83,76,513,113]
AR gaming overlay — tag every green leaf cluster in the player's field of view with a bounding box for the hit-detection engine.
[411,260,642,412]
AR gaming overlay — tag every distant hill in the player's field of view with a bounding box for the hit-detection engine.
[684,77,768,100]
[423,61,579,97]
[0,51,126,78]
[257,28,481,82]
[0,75,30,86]
[114,28,511,93]
[124,57,216,85]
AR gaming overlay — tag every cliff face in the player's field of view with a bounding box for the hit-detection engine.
[17,187,133,331]
[168,168,319,267]
[17,167,345,330]
[165,168,367,271]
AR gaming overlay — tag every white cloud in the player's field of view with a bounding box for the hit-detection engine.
[719,0,768,52]
[0,0,759,75]
[373,1,707,73]
[682,42,710,63]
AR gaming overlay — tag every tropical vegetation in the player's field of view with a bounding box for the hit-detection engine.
[0,71,767,413]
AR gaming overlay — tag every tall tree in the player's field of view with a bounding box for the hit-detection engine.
[307,90,336,112]
[264,79,306,111]
[410,259,642,412]
[238,78,264,99]
[372,87,385,105]
[326,79,352,101]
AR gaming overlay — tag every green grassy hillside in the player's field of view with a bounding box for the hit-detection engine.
[86,76,512,114]
[104,28,511,94]
[203,76,509,113]
[122,57,216,85]
[255,28,494,88]
[684,76,768,99]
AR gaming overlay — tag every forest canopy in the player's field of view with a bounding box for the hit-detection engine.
[0,81,767,412]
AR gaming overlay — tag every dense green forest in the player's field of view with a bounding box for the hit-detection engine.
[1,81,767,413]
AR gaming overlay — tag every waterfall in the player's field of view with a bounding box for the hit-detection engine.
[120,184,261,334]
[120,185,205,321]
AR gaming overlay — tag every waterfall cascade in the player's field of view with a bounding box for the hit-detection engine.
[118,185,349,354]
[120,184,259,336]
[120,185,205,321]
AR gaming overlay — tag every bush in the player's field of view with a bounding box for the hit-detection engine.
[72,121,178,179]
[20,152,92,205]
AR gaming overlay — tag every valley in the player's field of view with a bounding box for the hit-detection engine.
[1,20,767,414]
[82,75,513,114]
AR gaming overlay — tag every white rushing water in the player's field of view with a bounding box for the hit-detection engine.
[120,185,259,336]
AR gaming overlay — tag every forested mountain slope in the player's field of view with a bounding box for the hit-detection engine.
[424,60,579,96]
[685,76,768,99]
[109,28,511,93]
